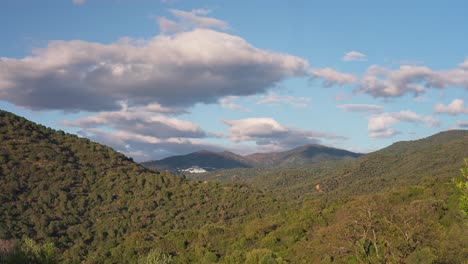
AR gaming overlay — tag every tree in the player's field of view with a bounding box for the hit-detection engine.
[453,158,468,216]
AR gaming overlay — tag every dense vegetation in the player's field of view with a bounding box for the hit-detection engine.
[0,110,279,263]
[192,130,468,200]
[1,110,467,263]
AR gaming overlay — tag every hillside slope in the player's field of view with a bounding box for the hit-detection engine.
[191,130,468,200]
[320,130,468,195]
[1,110,466,263]
[246,144,361,167]
[0,110,278,263]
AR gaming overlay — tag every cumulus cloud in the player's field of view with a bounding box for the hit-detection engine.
[64,104,220,161]
[337,104,383,114]
[459,59,468,70]
[65,105,205,139]
[257,93,311,108]
[79,128,222,162]
[359,60,468,98]
[223,117,346,150]
[368,110,439,138]
[433,99,468,115]
[0,27,309,112]
[311,68,358,87]
[342,51,367,62]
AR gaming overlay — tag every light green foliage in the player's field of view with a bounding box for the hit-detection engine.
[453,158,468,215]
[0,238,57,264]
[245,249,284,264]
[137,249,173,264]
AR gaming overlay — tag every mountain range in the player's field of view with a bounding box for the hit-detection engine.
[142,144,362,172]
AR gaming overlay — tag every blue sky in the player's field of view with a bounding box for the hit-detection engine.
[1,0,467,161]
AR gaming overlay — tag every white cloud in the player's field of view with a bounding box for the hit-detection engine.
[337,104,383,114]
[367,110,439,138]
[219,96,251,112]
[223,117,346,149]
[158,17,185,34]
[359,65,431,97]
[257,93,311,108]
[64,105,204,139]
[311,68,358,87]
[64,104,222,161]
[359,60,468,98]
[79,128,222,162]
[158,9,228,34]
[72,0,86,5]
[0,27,309,112]
[223,118,288,142]
[342,51,367,62]
[433,99,468,115]
[459,58,468,70]
[168,9,228,31]
[158,9,229,34]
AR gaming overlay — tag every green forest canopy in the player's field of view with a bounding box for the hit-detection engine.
[0,110,467,263]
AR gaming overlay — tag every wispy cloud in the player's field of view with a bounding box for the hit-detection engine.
[219,96,251,112]
[342,51,367,62]
[257,93,311,108]
[159,9,228,34]
[337,104,383,114]
[311,68,358,87]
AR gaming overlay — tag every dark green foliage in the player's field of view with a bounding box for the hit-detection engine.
[1,109,467,263]
[193,130,468,201]
[0,110,278,263]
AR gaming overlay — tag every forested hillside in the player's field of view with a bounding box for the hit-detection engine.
[245,144,361,167]
[0,110,279,263]
[193,130,468,200]
[1,110,467,263]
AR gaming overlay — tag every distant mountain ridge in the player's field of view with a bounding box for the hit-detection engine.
[246,144,362,167]
[141,144,362,172]
[141,150,253,172]
[190,129,468,199]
